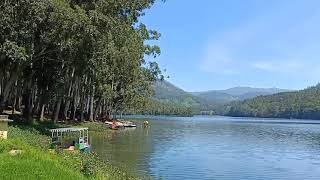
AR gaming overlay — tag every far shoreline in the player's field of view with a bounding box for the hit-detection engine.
[124,114,320,122]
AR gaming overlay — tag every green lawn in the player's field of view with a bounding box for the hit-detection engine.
[0,123,140,180]
[0,139,86,180]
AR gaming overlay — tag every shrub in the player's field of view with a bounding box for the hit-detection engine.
[8,126,50,149]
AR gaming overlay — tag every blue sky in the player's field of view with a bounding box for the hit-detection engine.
[141,0,320,92]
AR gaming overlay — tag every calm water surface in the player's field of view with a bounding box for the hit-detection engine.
[91,116,320,180]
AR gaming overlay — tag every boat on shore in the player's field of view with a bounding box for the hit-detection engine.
[105,120,137,129]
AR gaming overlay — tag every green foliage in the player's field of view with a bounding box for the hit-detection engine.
[9,126,50,149]
[0,0,163,121]
[225,84,320,119]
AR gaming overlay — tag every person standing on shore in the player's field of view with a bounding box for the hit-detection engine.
[112,120,117,129]
[143,120,149,128]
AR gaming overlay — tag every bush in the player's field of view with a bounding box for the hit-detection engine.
[8,126,50,149]
[0,139,25,153]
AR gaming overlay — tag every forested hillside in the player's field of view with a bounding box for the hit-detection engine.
[140,81,216,115]
[225,85,320,119]
[154,81,201,108]
[144,81,291,115]
[192,87,289,104]
[0,0,162,122]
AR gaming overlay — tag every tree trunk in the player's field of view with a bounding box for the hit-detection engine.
[80,92,85,121]
[0,72,18,113]
[101,99,106,120]
[94,97,102,121]
[12,96,16,114]
[23,89,33,122]
[16,96,22,112]
[53,98,62,123]
[63,78,74,120]
[71,93,78,121]
[40,104,45,121]
[89,85,95,121]
[63,100,71,120]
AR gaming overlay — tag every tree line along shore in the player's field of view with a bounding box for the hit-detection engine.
[0,0,163,123]
[1,0,162,179]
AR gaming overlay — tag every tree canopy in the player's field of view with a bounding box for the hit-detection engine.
[0,0,163,122]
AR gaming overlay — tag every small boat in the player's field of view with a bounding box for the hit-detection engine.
[105,120,136,129]
[124,124,137,128]
[121,121,137,128]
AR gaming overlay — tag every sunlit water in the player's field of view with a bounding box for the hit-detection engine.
[91,116,320,180]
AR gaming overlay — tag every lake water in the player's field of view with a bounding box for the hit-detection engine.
[91,116,320,180]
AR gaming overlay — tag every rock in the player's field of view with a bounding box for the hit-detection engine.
[9,150,24,156]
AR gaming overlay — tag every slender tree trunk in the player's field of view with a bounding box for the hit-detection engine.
[101,99,106,120]
[12,96,17,115]
[16,96,21,112]
[71,92,78,121]
[33,100,40,116]
[0,72,18,113]
[38,92,47,121]
[11,83,17,114]
[23,89,33,122]
[71,78,79,121]
[80,91,85,121]
[53,98,62,123]
[86,93,90,115]
[89,85,95,121]
[71,97,77,121]
[94,96,102,121]
[40,104,45,121]
[63,73,74,120]
[63,99,71,120]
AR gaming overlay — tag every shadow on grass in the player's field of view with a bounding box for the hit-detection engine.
[8,114,85,136]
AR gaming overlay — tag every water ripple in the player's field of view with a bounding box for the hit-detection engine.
[92,116,320,180]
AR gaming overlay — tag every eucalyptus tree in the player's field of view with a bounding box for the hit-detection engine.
[0,0,51,119]
[0,0,163,122]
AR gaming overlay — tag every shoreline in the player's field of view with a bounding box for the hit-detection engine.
[0,120,140,180]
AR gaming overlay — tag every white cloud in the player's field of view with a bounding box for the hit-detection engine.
[251,60,303,73]
[200,45,237,75]
[199,1,320,79]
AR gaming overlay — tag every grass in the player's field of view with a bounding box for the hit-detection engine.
[0,120,140,180]
[0,139,86,180]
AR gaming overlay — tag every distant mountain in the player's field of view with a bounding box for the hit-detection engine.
[154,80,192,103]
[225,84,320,120]
[192,87,290,104]
[217,87,288,96]
[153,81,215,112]
[152,80,291,114]
[191,91,236,104]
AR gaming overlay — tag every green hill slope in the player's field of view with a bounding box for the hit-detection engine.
[154,81,201,108]
[146,81,216,115]
[225,85,320,119]
[192,87,289,104]
[150,81,291,115]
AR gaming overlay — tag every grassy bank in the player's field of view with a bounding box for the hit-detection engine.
[0,121,138,180]
[0,139,86,180]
